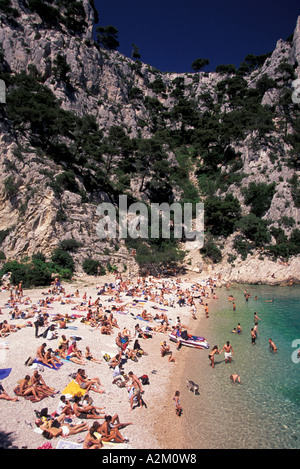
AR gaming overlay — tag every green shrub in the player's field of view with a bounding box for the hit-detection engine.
[242,182,276,217]
[236,214,271,246]
[59,239,82,252]
[51,248,75,272]
[200,239,222,263]
[82,258,105,275]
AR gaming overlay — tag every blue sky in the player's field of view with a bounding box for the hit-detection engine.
[93,0,299,73]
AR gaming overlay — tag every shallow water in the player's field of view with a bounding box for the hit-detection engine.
[179,284,300,449]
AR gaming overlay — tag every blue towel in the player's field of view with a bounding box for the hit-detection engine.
[0,368,12,380]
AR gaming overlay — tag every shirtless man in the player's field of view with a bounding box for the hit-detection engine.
[269,338,277,353]
[220,341,235,364]
[36,343,47,365]
[127,371,144,411]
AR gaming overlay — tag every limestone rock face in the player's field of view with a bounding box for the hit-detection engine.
[0,3,299,282]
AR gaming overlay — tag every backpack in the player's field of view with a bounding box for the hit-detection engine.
[139,374,149,385]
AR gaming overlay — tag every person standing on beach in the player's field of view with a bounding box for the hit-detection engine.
[173,390,182,417]
[220,341,234,363]
[127,371,144,411]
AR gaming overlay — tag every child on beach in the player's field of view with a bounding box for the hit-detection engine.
[173,390,182,417]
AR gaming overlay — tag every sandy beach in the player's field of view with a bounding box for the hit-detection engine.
[0,271,217,450]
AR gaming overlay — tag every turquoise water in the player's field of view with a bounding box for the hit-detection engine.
[180,284,300,449]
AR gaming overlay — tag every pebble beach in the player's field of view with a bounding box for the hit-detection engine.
[0,271,216,450]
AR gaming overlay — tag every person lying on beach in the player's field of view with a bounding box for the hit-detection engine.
[0,383,19,401]
[73,395,105,420]
[35,415,88,439]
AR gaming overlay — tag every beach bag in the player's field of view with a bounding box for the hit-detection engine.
[103,353,111,362]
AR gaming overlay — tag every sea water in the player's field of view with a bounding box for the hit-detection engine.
[179,284,300,449]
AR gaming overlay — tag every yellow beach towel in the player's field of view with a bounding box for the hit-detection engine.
[62,380,86,397]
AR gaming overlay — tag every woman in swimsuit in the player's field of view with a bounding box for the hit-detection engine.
[208,345,220,368]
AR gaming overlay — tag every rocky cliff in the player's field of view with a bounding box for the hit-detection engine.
[0,0,299,283]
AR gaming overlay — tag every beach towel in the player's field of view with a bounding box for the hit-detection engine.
[0,368,12,380]
[33,359,63,371]
[62,380,86,397]
[56,440,83,449]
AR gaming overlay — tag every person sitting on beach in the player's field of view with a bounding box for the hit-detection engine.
[73,395,105,420]
[116,332,129,352]
[44,348,62,369]
[36,343,48,364]
[46,325,57,340]
[31,370,57,398]
[141,309,153,322]
[75,369,105,394]
[160,341,171,357]
[67,341,83,361]
[55,344,86,365]
[97,415,130,443]
[83,421,104,449]
[58,334,69,351]
[108,353,122,370]
[17,375,42,401]
[56,395,74,417]
[85,346,102,364]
